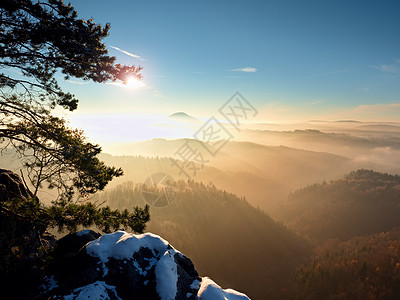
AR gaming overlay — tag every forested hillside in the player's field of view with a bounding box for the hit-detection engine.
[99,139,356,214]
[284,229,400,299]
[279,169,400,242]
[92,180,311,299]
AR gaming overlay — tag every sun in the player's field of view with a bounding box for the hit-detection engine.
[124,76,145,89]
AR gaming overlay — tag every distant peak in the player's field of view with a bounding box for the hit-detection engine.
[168,112,199,122]
[169,112,191,117]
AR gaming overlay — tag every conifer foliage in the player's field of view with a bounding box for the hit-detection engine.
[0,0,149,234]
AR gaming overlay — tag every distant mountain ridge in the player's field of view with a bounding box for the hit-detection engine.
[98,139,355,213]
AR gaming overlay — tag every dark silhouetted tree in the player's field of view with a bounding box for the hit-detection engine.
[0,0,149,233]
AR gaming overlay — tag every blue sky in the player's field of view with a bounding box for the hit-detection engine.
[64,0,400,127]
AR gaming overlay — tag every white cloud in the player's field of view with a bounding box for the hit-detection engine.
[353,102,400,112]
[110,46,146,61]
[230,67,257,73]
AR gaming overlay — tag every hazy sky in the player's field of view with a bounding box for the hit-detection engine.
[62,0,400,141]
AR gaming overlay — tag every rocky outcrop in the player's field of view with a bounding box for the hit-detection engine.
[39,230,250,300]
[0,168,55,299]
[0,168,33,202]
[0,168,43,261]
[0,168,250,299]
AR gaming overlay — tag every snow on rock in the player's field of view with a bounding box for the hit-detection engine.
[197,277,251,300]
[39,230,250,299]
[86,230,178,262]
[63,281,121,300]
[87,230,180,300]
[155,250,178,300]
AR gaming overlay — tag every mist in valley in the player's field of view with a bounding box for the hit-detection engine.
[81,120,400,299]
[96,120,400,214]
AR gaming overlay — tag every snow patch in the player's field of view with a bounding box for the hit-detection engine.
[63,281,121,300]
[196,277,250,300]
[86,230,179,263]
[155,250,178,300]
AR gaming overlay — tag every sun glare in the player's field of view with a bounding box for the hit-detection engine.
[124,76,145,89]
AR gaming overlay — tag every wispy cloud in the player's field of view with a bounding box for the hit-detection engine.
[230,67,257,73]
[152,90,164,98]
[66,79,87,85]
[255,101,400,123]
[110,45,146,61]
[373,64,400,75]
[354,102,400,112]
[309,99,327,105]
[373,59,400,75]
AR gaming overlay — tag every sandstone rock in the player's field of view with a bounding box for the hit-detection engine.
[40,230,250,300]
